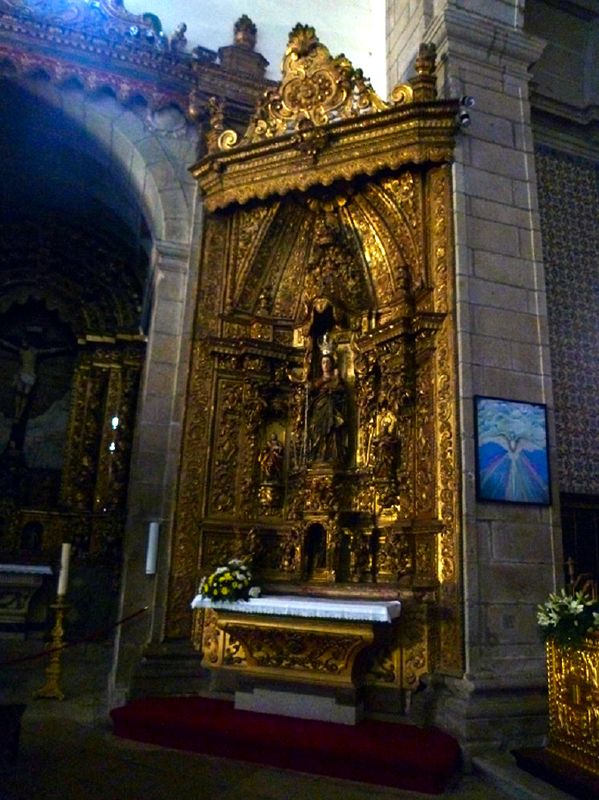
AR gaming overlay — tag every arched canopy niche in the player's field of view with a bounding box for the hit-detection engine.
[171,27,462,702]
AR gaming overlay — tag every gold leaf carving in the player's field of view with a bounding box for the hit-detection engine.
[218,129,238,151]
[400,603,429,690]
[242,24,388,145]
[415,359,436,517]
[429,167,450,313]
[166,217,227,639]
[229,204,278,310]
[223,624,365,677]
[365,643,396,683]
[546,636,599,775]
[201,609,221,664]
[303,207,372,314]
[210,382,243,514]
[390,83,414,105]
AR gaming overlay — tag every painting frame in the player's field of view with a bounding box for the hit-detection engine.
[474,395,551,506]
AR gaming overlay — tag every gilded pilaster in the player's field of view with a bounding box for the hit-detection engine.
[166,215,229,639]
[427,163,461,674]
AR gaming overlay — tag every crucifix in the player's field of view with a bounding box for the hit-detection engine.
[0,333,71,449]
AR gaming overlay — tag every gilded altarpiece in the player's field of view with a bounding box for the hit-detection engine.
[168,28,463,703]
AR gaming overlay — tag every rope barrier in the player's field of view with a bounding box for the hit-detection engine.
[0,606,149,666]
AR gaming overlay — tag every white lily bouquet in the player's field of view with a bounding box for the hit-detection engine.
[537,588,599,648]
[198,558,259,602]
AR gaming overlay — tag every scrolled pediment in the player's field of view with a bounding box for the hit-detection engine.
[192,30,459,211]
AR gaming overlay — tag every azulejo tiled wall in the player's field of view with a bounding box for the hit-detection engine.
[535,147,599,495]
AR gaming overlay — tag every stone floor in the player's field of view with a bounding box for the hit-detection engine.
[0,639,576,800]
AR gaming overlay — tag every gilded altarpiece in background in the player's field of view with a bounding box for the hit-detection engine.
[168,28,463,704]
[1,337,144,558]
[0,209,146,632]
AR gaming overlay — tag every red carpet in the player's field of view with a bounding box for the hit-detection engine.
[110,696,460,794]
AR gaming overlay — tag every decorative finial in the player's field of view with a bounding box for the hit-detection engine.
[412,42,437,101]
[390,41,437,105]
[288,23,318,57]
[170,22,187,53]
[415,43,436,77]
[234,15,257,50]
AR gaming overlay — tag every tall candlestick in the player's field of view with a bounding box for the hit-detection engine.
[145,522,159,575]
[35,596,68,701]
[57,542,71,596]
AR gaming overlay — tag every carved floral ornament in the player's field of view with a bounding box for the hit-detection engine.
[213,25,437,149]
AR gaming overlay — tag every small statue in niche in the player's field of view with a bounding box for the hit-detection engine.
[347,530,373,583]
[307,339,348,465]
[259,433,285,483]
[305,523,327,579]
[373,420,400,481]
[256,286,273,315]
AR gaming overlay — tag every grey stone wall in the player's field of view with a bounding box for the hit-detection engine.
[387,0,561,752]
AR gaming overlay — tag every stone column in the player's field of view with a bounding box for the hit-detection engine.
[387,0,561,754]
[108,225,202,707]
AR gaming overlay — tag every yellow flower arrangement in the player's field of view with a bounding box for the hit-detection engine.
[198,558,253,601]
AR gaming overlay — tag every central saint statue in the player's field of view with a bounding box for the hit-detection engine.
[307,338,348,465]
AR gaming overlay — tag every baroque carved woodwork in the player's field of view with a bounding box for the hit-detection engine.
[174,26,462,696]
[60,339,144,515]
[0,335,144,579]
[204,609,378,689]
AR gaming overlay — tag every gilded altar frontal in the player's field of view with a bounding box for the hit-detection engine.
[168,26,462,707]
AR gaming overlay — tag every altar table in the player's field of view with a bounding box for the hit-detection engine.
[0,564,52,636]
[191,594,401,723]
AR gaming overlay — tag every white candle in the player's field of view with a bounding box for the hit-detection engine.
[145,522,160,575]
[57,542,71,596]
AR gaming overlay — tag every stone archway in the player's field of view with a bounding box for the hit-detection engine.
[0,76,200,656]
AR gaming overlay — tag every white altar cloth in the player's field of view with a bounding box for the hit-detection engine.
[191,594,401,623]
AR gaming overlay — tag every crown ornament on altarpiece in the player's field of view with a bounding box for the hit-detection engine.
[318,333,335,357]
